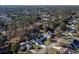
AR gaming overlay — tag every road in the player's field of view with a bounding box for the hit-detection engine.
[62,36,79,39]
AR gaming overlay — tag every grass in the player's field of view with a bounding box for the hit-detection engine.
[75,48,79,54]
[48,48,58,54]
[44,38,51,45]
[17,50,32,54]
[56,39,70,47]
[32,44,42,50]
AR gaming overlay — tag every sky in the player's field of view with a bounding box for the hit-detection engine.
[0,0,79,5]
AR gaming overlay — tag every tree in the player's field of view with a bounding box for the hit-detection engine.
[75,48,79,54]
[0,33,7,45]
[10,42,19,54]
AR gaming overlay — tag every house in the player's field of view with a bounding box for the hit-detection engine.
[0,26,6,35]
[0,46,9,54]
[0,27,5,32]
[51,16,56,21]
[29,31,52,45]
[66,24,76,33]
[19,42,26,50]
[36,16,41,21]
[43,32,51,39]
[42,18,49,21]
[41,14,50,18]
[0,42,9,54]
[59,47,74,54]
[35,37,46,45]
[66,18,77,33]
[19,42,32,51]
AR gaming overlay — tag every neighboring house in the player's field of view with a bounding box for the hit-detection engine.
[19,42,26,50]
[51,16,56,21]
[42,18,49,21]
[66,19,77,33]
[66,24,76,33]
[0,26,6,35]
[32,30,54,45]
[19,42,32,51]
[41,14,50,18]
[59,47,74,54]
[0,45,9,54]
[0,27,5,32]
